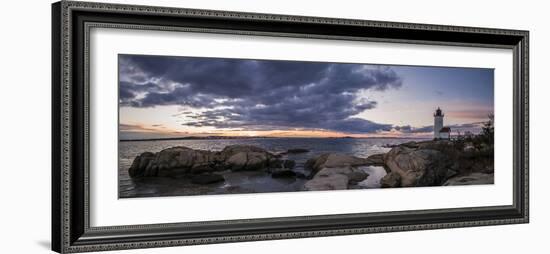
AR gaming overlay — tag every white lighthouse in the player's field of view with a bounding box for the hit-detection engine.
[433,107,444,139]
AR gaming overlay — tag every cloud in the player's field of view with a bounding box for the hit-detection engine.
[325,118,393,134]
[393,125,434,133]
[119,55,403,134]
[119,123,163,133]
[392,121,487,136]
[119,123,191,140]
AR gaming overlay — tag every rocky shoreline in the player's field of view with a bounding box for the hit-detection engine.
[379,140,494,187]
[129,145,301,179]
[127,139,493,193]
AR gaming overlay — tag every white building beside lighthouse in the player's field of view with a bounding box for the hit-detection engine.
[434,107,451,139]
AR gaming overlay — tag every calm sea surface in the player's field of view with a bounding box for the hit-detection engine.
[118,138,426,198]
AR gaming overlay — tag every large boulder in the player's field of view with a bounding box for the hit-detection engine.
[401,141,420,149]
[315,167,368,183]
[383,146,451,187]
[128,147,217,177]
[155,146,210,176]
[224,152,249,171]
[303,166,368,191]
[128,152,156,177]
[305,153,370,173]
[225,151,269,171]
[304,174,349,191]
[443,173,494,186]
[303,153,372,191]
[376,139,494,187]
[348,171,369,184]
[365,153,385,166]
[220,145,270,160]
[221,145,285,171]
[322,153,370,168]
[128,145,289,178]
[304,153,329,171]
[380,172,401,188]
[154,147,218,176]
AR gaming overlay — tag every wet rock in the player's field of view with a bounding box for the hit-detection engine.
[304,166,368,190]
[305,153,370,173]
[348,171,369,184]
[270,159,295,169]
[380,172,401,188]
[401,141,419,148]
[286,148,310,154]
[284,160,296,169]
[222,145,288,171]
[189,163,217,174]
[164,147,212,168]
[245,153,270,171]
[129,152,156,177]
[322,154,370,168]
[303,153,373,190]
[376,139,495,187]
[317,167,367,181]
[304,174,349,191]
[220,145,270,160]
[365,153,385,166]
[128,145,285,177]
[305,153,329,171]
[225,152,268,171]
[295,172,307,179]
[384,146,451,187]
[316,167,353,177]
[271,169,297,178]
[445,169,458,179]
[153,147,218,176]
[224,152,248,170]
[443,173,494,186]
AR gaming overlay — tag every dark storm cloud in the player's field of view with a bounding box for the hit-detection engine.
[326,118,393,134]
[119,55,403,133]
[119,81,160,104]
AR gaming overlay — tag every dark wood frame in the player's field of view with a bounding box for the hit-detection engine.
[52,1,529,253]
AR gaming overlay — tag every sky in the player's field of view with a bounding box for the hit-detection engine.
[118,54,494,140]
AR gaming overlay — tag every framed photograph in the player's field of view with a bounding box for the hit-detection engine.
[52,1,529,253]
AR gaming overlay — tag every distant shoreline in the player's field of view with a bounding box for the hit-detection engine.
[119,136,430,142]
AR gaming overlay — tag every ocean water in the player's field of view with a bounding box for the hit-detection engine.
[118,137,426,198]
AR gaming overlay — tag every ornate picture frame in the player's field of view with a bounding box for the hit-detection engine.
[52,1,529,253]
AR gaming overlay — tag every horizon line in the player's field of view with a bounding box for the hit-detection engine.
[119,135,431,142]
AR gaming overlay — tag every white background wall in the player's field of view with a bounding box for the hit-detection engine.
[0,0,547,253]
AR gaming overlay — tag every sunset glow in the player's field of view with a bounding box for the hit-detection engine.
[119,55,493,140]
